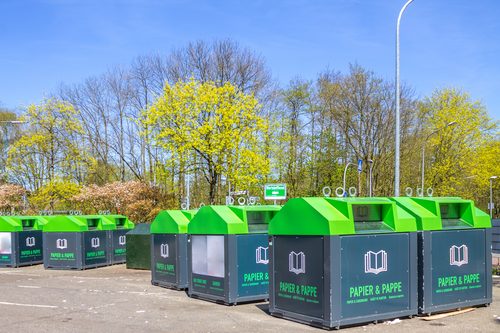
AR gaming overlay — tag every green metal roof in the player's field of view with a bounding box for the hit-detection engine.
[150,210,196,234]
[188,205,281,235]
[0,216,47,232]
[390,197,491,230]
[269,197,417,236]
[101,215,135,230]
[42,215,109,232]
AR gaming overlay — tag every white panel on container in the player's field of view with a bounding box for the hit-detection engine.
[207,235,224,277]
[192,235,208,275]
[0,232,12,254]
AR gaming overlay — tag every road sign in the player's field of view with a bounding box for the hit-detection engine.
[264,184,287,201]
[357,159,363,173]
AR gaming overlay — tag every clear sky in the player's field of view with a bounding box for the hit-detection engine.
[1,0,499,120]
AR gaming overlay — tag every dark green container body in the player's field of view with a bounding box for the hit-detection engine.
[126,223,151,270]
[417,229,492,314]
[391,197,492,315]
[0,216,46,267]
[42,215,112,270]
[107,229,129,264]
[150,210,195,290]
[104,215,135,265]
[152,233,188,289]
[268,197,418,329]
[43,231,109,270]
[188,233,270,304]
[270,234,417,328]
[0,230,43,267]
[187,205,280,305]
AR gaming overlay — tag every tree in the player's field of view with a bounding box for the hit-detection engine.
[316,65,417,196]
[143,79,269,204]
[7,99,93,197]
[0,108,22,183]
[273,79,314,198]
[418,88,498,202]
[165,39,271,97]
[29,180,81,212]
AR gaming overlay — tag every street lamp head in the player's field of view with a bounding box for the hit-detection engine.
[490,176,498,180]
[0,120,26,124]
[368,159,373,163]
[446,121,457,127]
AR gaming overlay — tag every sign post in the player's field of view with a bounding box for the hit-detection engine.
[357,159,362,196]
[264,184,287,205]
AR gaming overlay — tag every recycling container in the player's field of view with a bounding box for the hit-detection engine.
[493,219,500,254]
[103,215,135,264]
[392,197,492,315]
[126,223,151,270]
[0,216,47,267]
[150,210,196,289]
[43,215,113,269]
[268,197,418,329]
[187,205,281,305]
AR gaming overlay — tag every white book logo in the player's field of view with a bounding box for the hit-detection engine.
[450,245,468,267]
[91,237,100,248]
[256,246,269,264]
[118,235,126,246]
[288,251,306,275]
[26,237,36,247]
[160,243,169,258]
[56,239,67,249]
[364,250,388,274]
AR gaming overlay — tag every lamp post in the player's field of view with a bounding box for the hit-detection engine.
[368,159,374,197]
[490,176,498,218]
[395,0,415,197]
[343,162,353,197]
[420,121,457,194]
[0,120,25,124]
[185,174,190,210]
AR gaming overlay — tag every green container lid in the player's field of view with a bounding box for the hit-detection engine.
[42,215,110,232]
[101,215,135,230]
[269,197,417,236]
[390,197,491,230]
[150,210,196,234]
[188,205,281,235]
[0,216,47,232]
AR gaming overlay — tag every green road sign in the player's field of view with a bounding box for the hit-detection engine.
[264,184,286,201]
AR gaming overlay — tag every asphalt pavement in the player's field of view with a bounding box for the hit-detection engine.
[0,265,498,333]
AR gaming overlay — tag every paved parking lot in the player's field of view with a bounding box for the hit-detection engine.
[0,265,498,332]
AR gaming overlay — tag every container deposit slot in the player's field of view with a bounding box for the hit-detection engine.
[439,203,469,228]
[115,218,126,228]
[353,204,391,233]
[87,218,99,230]
[21,219,35,230]
[247,211,277,233]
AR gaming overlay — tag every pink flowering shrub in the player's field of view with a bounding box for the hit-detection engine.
[72,181,164,223]
[0,184,27,213]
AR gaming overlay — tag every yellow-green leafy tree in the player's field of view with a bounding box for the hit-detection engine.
[28,180,81,212]
[142,79,269,204]
[418,88,498,204]
[7,99,93,209]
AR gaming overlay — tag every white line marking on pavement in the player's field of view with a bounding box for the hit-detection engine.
[0,301,58,309]
[17,285,41,289]
[0,271,42,277]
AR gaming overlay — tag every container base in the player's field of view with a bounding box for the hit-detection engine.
[151,280,187,291]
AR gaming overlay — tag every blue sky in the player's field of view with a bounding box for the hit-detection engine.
[1,0,499,120]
